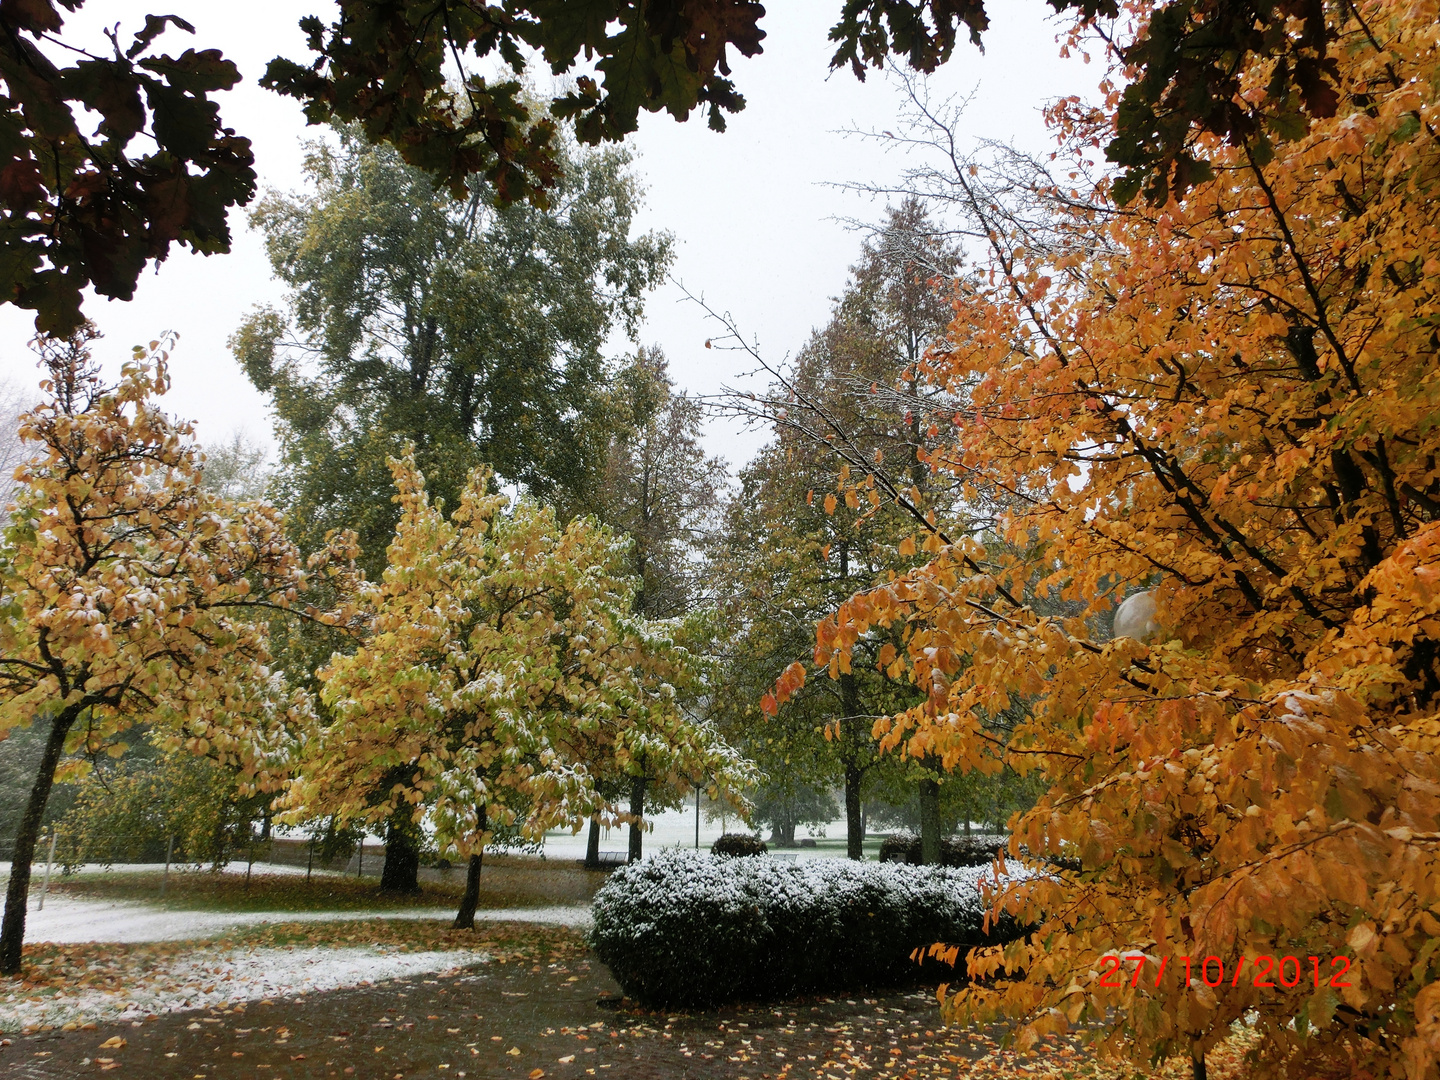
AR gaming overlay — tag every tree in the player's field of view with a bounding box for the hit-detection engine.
[198,431,271,504]
[752,779,839,848]
[708,202,971,861]
[790,1,1440,1074]
[586,348,729,862]
[232,127,670,577]
[287,452,745,920]
[0,377,37,528]
[0,0,1366,336]
[0,330,353,974]
[712,442,897,860]
[263,0,1347,210]
[0,4,256,334]
[55,750,269,871]
[593,348,728,621]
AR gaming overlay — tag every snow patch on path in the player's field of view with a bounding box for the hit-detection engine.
[1,945,477,1032]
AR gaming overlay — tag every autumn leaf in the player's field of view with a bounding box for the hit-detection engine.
[811,3,1440,1075]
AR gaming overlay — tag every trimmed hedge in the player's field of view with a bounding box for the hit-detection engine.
[589,849,1029,1007]
[878,832,1008,868]
[711,832,768,857]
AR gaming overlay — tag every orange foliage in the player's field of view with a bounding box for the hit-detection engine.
[803,0,1440,1074]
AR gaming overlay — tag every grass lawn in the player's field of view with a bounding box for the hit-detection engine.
[47,869,547,913]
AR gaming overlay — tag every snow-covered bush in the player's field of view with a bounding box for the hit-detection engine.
[588,849,1030,1007]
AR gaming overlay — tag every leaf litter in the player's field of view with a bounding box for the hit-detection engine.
[1,917,584,1034]
[3,918,1259,1079]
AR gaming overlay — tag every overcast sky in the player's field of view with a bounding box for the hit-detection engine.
[0,2,1096,472]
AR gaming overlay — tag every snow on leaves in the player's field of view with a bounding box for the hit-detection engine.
[290,452,746,857]
[804,0,1440,1074]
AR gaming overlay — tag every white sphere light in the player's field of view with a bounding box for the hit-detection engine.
[1113,589,1160,642]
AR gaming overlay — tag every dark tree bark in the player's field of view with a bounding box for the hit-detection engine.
[771,818,797,847]
[919,774,942,865]
[628,775,647,863]
[380,816,421,893]
[452,803,488,929]
[840,670,866,860]
[1192,1048,1207,1080]
[844,764,864,860]
[584,815,601,869]
[1,705,80,975]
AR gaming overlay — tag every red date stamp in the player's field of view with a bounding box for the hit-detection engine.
[1100,953,1352,991]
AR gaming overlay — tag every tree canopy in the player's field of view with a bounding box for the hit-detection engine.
[778,0,1440,1072]
[592,348,728,621]
[266,0,1350,209]
[233,128,671,576]
[0,0,1360,333]
[0,4,256,334]
[0,331,356,972]
[286,451,747,917]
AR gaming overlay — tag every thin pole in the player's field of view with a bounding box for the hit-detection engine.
[695,785,700,849]
[36,830,56,911]
[161,835,174,898]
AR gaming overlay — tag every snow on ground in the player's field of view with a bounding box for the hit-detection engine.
[21,897,453,944]
[1,945,477,1032]
[3,898,592,1032]
[21,896,591,944]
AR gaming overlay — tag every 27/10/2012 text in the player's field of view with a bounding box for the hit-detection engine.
[1100,954,1352,991]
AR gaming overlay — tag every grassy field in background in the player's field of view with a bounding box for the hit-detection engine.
[46,869,547,913]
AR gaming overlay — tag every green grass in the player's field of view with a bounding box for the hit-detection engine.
[48,869,545,914]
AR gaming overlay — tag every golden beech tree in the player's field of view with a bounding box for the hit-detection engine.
[289,453,746,927]
[0,332,357,975]
[774,0,1440,1075]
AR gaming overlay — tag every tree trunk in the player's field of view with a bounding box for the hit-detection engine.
[584,815,601,869]
[380,817,421,893]
[844,764,864,860]
[1,706,79,975]
[772,817,797,847]
[839,670,865,860]
[919,775,942,865]
[628,775,647,863]
[1192,1048,1207,1080]
[260,806,272,841]
[452,804,487,929]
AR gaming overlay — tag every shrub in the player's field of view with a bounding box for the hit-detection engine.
[878,832,1008,868]
[877,831,916,863]
[589,849,1030,1007]
[711,832,768,857]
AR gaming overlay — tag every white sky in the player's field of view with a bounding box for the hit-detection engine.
[0,2,1095,473]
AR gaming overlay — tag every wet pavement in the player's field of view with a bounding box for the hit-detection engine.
[1,948,991,1080]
